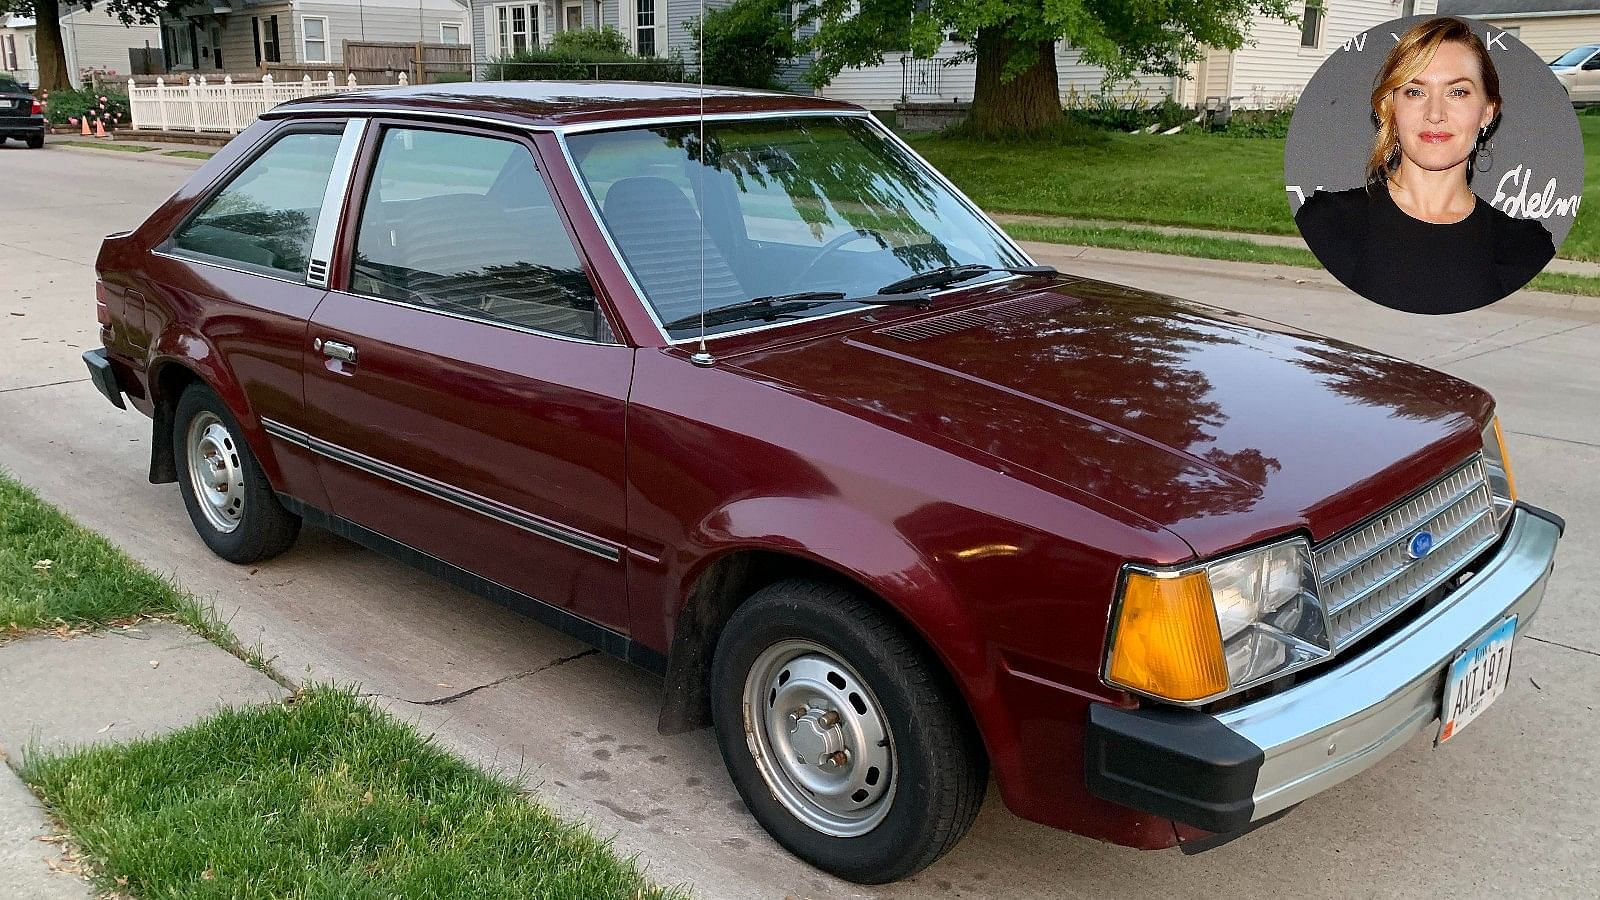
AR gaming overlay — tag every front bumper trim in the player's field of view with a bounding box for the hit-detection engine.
[1086,507,1559,835]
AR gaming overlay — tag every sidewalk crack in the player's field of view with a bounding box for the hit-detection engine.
[0,378,89,395]
[373,648,599,707]
[1526,635,1600,660]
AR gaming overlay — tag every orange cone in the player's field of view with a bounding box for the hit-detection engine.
[80,117,90,135]
[94,119,108,138]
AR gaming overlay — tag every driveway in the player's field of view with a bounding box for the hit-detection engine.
[2,141,1597,898]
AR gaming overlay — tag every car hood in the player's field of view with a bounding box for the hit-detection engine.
[726,277,1491,557]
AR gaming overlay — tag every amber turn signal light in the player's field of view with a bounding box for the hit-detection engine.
[1491,417,1517,503]
[1106,570,1230,702]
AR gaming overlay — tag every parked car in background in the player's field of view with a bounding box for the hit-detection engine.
[1549,43,1600,102]
[0,74,43,148]
[83,82,1563,883]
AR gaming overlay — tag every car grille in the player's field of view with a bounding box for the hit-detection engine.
[1314,457,1499,648]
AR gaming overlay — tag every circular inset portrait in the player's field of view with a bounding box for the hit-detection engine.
[1284,15,1583,314]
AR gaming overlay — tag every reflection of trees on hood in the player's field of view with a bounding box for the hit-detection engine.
[1286,340,1483,423]
[662,118,968,273]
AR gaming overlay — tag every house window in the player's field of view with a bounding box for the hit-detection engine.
[3,35,16,71]
[440,22,463,44]
[1401,0,1415,16]
[564,0,582,31]
[302,16,329,64]
[256,15,281,64]
[493,3,541,56]
[1300,2,1324,49]
[633,0,663,56]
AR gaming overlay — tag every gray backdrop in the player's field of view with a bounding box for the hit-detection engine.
[1283,15,1583,250]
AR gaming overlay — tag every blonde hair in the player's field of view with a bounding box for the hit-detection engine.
[1368,17,1502,186]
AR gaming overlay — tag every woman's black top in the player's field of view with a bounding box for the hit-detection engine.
[1295,181,1555,314]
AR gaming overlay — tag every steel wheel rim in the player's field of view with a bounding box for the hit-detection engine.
[742,639,896,837]
[185,412,245,534]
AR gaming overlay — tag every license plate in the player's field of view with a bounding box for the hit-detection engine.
[1438,615,1516,744]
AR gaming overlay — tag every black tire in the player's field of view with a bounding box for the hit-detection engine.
[26,134,43,149]
[710,579,987,883]
[172,383,300,564]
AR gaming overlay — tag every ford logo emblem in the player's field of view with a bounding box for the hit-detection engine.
[1407,531,1435,560]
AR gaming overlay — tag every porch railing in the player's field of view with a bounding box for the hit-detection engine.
[126,71,408,134]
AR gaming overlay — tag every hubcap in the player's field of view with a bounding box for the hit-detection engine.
[742,639,896,837]
[185,412,245,534]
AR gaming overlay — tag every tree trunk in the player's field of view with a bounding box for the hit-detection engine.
[32,0,73,92]
[966,27,1061,136]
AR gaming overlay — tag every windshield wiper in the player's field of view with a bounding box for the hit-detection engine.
[663,290,930,331]
[878,263,1058,295]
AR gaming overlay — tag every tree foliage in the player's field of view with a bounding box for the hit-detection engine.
[683,0,801,91]
[0,0,178,91]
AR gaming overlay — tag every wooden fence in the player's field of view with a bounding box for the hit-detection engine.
[127,71,409,134]
[339,41,471,84]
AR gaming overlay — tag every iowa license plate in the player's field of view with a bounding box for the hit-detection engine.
[1438,616,1516,744]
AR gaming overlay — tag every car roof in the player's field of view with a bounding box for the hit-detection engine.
[269,80,866,129]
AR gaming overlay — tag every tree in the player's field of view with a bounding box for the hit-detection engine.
[0,0,175,91]
[684,0,800,91]
[803,0,1295,137]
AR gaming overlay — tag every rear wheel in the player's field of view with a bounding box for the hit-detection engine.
[710,579,986,883]
[172,383,300,563]
[26,134,43,149]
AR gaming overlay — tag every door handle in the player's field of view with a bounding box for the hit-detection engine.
[315,338,358,363]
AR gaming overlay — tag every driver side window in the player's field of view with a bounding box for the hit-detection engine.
[171,130,344,278]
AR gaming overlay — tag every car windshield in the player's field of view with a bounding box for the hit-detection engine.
[566,115,1028,338]
[1550,46,1598,66]
[0,75,23,93]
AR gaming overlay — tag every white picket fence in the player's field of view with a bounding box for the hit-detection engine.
[127,71,410,134]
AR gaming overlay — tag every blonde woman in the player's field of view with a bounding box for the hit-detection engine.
[1296,17,1553,313]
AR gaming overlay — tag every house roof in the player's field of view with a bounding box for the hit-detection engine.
[271,80,862,129]
[1438,0,1600,16]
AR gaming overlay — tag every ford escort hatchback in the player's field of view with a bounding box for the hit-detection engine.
[83,82,1563,883]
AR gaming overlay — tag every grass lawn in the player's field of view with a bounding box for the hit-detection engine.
[22,688,683,900]
[56,140,158,152]
[0,473,213,638]
[914,116,1600,263]
[163,149,215,160]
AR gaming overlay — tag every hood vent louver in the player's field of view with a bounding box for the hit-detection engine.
[878,293,1080,342]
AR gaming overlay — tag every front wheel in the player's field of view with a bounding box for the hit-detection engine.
[172,383,300,564]
[710,579,986,883]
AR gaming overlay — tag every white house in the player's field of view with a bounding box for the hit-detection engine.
[1439,0,1600,59]
[1,3,163,89]
[822,0,1441,111]
[157,0,468,75]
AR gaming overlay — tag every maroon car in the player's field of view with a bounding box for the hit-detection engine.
[83,82,1563,883]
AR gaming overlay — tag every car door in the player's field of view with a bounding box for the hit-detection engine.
[1577,48,1600,102]
[299,120,634,634]
[155,120,362,512]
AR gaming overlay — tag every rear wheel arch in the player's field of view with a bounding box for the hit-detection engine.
[147,360,204,484]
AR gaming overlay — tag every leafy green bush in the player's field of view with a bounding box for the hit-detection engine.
[683,0,799,90]
[42,87,130,128]
[1062,85,1194,133]
[486,41,686,82]
[549,26,631,55]
[1216,105,1295,138]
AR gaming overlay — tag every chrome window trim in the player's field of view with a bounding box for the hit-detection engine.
[153,248,312,288]
[306,118,369,288]
[321,289,621,346]
[262,417,622,562]
[554,111,1036,346]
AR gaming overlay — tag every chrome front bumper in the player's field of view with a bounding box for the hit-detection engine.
[1086,505,1561,833]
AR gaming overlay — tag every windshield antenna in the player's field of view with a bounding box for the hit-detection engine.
[689,0,714,367]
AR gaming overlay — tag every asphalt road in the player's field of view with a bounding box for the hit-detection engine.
[2,141,1597,899]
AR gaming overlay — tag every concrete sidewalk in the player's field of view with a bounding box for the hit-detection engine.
[0,622,288,897]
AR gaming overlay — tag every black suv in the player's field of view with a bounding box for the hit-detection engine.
[0,75,45,148]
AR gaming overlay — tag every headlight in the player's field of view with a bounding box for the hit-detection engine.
[1481,414,1517,526]
[1105,537,1330,704]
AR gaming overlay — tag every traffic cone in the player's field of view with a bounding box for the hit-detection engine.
[95,119,108,138]
[80,117,90,136]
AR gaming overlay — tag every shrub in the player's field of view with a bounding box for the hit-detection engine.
[486,42,686,82]
[42,87,130,128]
[683,0,799,90]
[1062,84,1194,133]
[549,26,631,55]
[1216,104,1295,138]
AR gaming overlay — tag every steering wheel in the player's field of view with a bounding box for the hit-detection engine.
[792,228,887,289]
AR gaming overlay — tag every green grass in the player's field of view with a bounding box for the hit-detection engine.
[915,116,1600,263]
[1003,221,1600,298]
[56,139,158,152]
[0,473,215,638]
[162,149,215,159]
[21,688,684,900]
